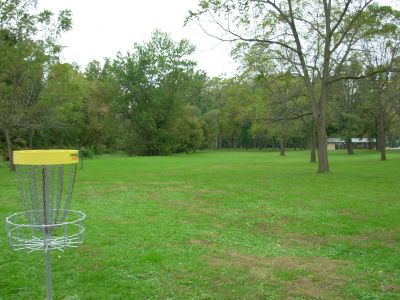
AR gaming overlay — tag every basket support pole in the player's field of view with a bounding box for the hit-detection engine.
[45,248,53,300]
[43,166,53,300]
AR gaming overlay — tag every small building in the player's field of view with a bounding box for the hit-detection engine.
[327,138,376,150]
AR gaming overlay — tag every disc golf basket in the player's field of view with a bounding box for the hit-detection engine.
[6,150,86,300]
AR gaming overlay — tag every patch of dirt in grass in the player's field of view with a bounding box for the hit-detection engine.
[77,188,98,197]
[144,181,189,186]
[213,222,224,229]
[144,182,195,193]
[163,186,193,193]
[189,239,212,246]
[251,217,329,248]
[346,229,400,248]
[252,221,270,234]
[280,233,329,248]
[101,184,131,193]
[163,199,219,216]
[256,216,294,234]
[380,284,400,293]
[282,228,400,250]
[251,217,399,254]
[340,209,372,221]
[96,216,136,225]
[78,244,101,257]
[207,251,349,299]
[251,219,286,236]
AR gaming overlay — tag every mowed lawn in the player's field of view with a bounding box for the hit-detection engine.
[0,150,399,299]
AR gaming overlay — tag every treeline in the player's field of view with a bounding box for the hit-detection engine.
[1,0,400,172]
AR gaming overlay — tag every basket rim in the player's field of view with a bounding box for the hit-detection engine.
[13,149,79,165]
[6,209,86,227]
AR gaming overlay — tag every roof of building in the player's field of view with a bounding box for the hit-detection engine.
[327,138,376,143]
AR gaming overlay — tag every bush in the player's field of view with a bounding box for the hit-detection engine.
[79,147,95,159]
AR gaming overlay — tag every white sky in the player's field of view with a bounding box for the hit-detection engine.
[37,0,237,77]
[37,0,399,78]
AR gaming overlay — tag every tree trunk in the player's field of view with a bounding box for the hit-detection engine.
[4,128,16,171]
[272,136,276,151]
[316,82,329,173]
[309,122,316,163]
[279,136,285,156]
[315,38,330,174]
[60,132,64,148]
[345,138,354,155]
[29,127,34,149]
[378,118,387,161]
[316,117,329,172]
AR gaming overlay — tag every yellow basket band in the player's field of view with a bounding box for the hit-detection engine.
[13,150,79,165]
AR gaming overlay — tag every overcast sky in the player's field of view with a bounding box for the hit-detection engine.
[37,0,399,78]
[37,0,236,77]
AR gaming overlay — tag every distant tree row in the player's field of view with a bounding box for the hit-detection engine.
[188,0,400,172]
[1,0,400,173]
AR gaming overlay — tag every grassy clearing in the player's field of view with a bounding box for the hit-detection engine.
[0,150,399,299]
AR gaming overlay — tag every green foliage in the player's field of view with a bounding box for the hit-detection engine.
[84,63,121,153]
[328,77,364,143]
[1,0,400,165]
[171,105,204,153]
[0,0,72,169]
[202,109,220,148]
[39,63,89,147]
[79,147,95,159]
[109,30,202,155]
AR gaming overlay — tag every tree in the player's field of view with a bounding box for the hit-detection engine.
[188,0,398,172]
[0,0,71,170]
[329,69,364,155]
[357,6,400,160]
[234,42,315,159]
[201,77,230,149]
[84,60,121,152]
[359,72,400,160]
[171,105,204,153]
[254,74,309,156]
[111,30,199,155]
[39,63,88,148]
[217,79,256,149]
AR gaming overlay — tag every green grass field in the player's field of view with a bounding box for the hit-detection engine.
[0,150,399,299]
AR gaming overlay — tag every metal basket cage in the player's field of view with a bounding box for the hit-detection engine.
[15,164,77,224]
[5,159,86,253]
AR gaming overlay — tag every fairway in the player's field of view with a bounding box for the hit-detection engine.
[1,151,399,299]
